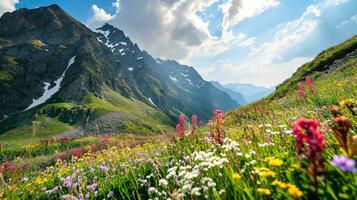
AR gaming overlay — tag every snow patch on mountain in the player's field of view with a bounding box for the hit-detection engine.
[148,97,158,108]
[24,56,76,111]
[169,76,177,82]
[95,29,110,38]
[119,42,127,46]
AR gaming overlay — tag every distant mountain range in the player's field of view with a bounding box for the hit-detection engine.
[223,83,275,103]
[0,5,238,136]
[211,81,275,104]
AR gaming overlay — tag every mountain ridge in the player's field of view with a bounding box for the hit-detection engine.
[0,5,238,137]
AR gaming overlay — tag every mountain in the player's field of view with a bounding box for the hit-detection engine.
[93,24,238,121]
[222,82,275,103]
[210,81,247,105]
[0,5,237,137]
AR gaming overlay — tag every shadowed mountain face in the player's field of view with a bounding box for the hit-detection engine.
[0,5,238,135]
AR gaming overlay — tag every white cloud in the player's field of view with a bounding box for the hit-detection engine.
[198,2,322,87]
[324,0,348,6]
[337,14,357,29]
[86,0,220,60]
[220,0,280,34]
[86,4,114,28]
[86,0,278,61]
[0,0,18,17]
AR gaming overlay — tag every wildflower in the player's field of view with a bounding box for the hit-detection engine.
[272,180,288,188]
[257,188,271,195]
[210,109,225,144]
[99,165,109,173]
[258,171,276,177]
[331,155,357,172]
[107,191,114,198]
[287,185,303,198]
[331,116,354,157]
[340,99,356,115]
[61,194,79,200]
[176,114,185,136]
[159,179,168,187]
[297,82,306,97]
[232,173,241,179]
[86,183,97,191]
[191,115,197,128]
[268,158,283,167]
[293,118,325,191]
[73,148,83,158]
[305,76,317,95]
[148,187,156,193]
[20,162,30,172]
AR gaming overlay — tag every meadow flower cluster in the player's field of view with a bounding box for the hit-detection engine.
[1,70,356,199]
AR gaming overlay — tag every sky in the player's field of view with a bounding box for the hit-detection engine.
[0,0,356,87]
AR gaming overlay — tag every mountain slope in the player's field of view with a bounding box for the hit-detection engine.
[210,81,247,105]
[94,24,238,121]
[0,5,238,138]
[0,5,172,136]
[271,35,357,99]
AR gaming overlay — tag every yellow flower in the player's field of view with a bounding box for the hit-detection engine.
[272,180,288,188]
[232,173,241,179]
[264,157,272,162]
[258,171,276,177]
[291,163,300,169]
[268,158,283,167]
[287,185,303,198]
[34,177,47,185]
[339,99,356,107]
[257,188,271,195]
[0,189,4,198]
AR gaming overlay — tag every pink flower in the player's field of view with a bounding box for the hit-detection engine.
[305,76,317,95]
[297,82,306,97]
[191,115,198,129]
[293,118,324,157]
[293,118,325,190]
[176,114,185,136]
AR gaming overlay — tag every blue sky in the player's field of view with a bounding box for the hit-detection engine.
[1,0,356,87]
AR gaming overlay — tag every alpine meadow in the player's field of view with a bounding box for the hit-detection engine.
[0,1,356,200]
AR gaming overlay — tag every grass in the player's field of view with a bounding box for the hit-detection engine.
[0,37,356,199]
[0,115,71,144]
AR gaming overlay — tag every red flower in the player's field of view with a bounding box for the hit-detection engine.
[91,143,98,153]
[73,148,83,158]
[20,162,30,172]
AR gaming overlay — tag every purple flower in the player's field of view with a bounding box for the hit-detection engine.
[331,155,357,172]
[63,175,76,189]
[107,191,114,198]
[100,165,110,173]
[86,183,97,191]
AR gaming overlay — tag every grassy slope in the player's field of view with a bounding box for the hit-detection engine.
[1,37,356,199]
[0,86,173,144]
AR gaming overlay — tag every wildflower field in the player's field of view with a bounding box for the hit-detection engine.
[0,43,357,199]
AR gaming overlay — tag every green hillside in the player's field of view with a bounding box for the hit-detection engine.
[1,37,356,199]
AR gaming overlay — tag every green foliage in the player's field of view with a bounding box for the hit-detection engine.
[272,35,357,99]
